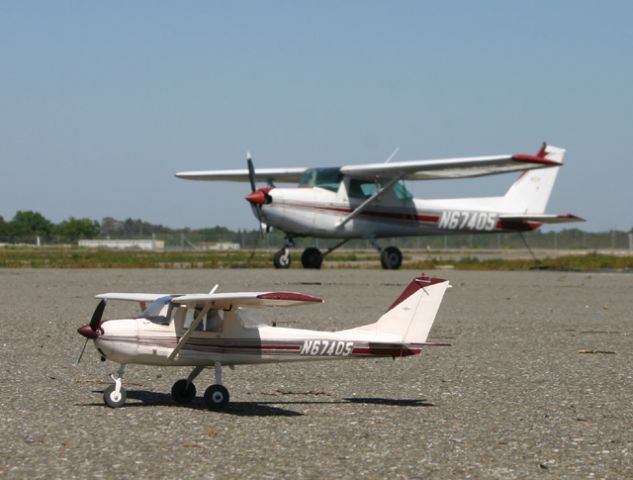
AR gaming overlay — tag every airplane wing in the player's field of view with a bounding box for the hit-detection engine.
[340,145,562,181]
[96,293,176,302]
[172,291,323,308]
[175,167,307,184]
[499,213,585,224]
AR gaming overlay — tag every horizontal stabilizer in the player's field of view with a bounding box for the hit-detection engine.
[499,213,585,224]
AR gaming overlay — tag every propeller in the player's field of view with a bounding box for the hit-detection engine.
[244,152,270,237]
[75,299,106,365]
[247,152,257,194]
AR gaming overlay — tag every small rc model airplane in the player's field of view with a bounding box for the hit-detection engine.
[176,143,583,269]
[77,274,450,409]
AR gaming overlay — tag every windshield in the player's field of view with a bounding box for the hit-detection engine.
[299,167,342,191]
[141,296,173,324]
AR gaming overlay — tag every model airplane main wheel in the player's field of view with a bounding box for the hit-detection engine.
[204,384,230,409]
[171,379,197,404]
[273,249,291,269]
[380,246,403,270]
[103,384,127,408]
[301,247,323,269]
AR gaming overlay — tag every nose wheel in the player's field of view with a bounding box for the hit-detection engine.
[273,248,291,269]
[103,365,127,408]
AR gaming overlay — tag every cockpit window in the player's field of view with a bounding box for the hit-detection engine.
[299,167,342,192]
[141,296,173,324]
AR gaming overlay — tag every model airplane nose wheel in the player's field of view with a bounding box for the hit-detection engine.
[273,248,291,269]
[171,379,197,404]
[301,247,323,269]
[103,365,127,408]
[380,246,403,270]
[204,385,230,409]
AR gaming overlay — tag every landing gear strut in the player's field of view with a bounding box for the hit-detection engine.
[104,364,127,408]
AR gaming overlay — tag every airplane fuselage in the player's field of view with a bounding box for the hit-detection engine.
[258,185,536,239]
[95,316,423,367]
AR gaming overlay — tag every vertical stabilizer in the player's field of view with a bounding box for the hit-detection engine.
[372,274,450,343]
[503,144,566,214]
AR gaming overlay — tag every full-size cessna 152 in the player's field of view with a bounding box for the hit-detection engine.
[176,143,583,269]
[77,274,450,409]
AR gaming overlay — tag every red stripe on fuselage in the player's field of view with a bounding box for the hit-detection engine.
[274,201,439,223]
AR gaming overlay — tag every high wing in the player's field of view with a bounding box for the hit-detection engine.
[96,293,176,302]
[499,213,585,224]
[172,291,323,309]
[175,167,307,183]
[340,146,562,181]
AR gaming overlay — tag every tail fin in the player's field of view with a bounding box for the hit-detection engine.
[365,274,450,344]
[503,144,566,214]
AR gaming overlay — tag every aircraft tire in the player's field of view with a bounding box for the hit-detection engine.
[171,379,197,404]
[380,246,402,270]
[301,247,323,269]
[273,249,291,269]
[204,384,230,409]
[103,384,127,408]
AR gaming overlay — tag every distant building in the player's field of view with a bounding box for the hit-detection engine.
[79,239,165,251]
[197,242,241,251]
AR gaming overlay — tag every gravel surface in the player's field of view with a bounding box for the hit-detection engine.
[0,269,631,479]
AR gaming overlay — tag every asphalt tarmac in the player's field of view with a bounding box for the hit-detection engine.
[0,269,631,479]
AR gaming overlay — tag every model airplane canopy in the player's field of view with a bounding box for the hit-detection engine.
[175,148,560,184]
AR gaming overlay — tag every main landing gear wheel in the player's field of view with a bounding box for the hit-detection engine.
[171,379,197,404]
[204,384,230,409]
[301,247,323,269]
[380,246,403,270]
[104,384,127,408]
[273,248,291,269]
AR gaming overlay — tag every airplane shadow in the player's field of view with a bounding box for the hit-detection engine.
[82,389,434,417]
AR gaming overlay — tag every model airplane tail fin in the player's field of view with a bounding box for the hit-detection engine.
[503,144,565,214]
[371,274,450,344]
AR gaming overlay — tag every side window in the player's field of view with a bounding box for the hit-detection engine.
[184,306,224,332]
[349,179,378,198]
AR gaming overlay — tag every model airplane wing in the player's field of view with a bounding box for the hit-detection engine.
[96,293,177,302]
[175,167,307,183]
[498,213,585,224]
[172,292,323,308]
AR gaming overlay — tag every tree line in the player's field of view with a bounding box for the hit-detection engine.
[0,210,631,250]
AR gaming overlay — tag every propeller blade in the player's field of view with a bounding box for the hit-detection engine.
[246,153,257,193]
[89,299,106,331]
[75,338,89,365]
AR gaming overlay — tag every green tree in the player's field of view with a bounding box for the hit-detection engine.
[55,217,100,242]
[7,210,54,242]
[0,216,6,241]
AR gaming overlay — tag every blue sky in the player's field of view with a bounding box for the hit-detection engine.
[1,1,631,232]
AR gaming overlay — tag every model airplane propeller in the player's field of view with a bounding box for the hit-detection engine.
[177,143,583,269]
[77,274,451,409]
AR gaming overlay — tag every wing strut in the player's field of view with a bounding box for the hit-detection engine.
[168,302,212,361]
[338,174,404,228]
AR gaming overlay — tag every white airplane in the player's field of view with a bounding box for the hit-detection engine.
[176,143,583,269]
[77,274,450,409]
